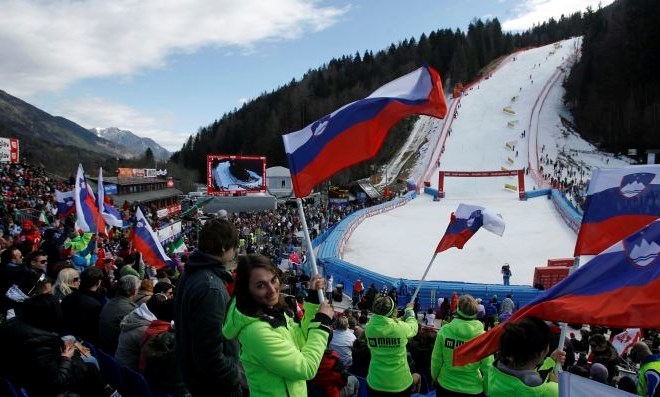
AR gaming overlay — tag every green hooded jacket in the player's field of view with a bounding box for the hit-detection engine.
[487,359,558,397]
[431,317,493,394]
[222,299,331,397]
[364,307,418,392]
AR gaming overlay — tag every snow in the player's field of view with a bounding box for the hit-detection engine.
[343,37,632,287]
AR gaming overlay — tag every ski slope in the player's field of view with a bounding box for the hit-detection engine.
[343,38,631,286]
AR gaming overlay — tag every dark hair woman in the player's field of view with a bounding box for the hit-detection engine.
[223,254,334,397]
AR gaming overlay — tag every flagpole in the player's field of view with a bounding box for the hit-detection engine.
[295,198,325,303]
[410,252,439,304]
[554,256,580,374]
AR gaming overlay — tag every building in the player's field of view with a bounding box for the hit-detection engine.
[91,174,183,219]
[265,166,293,198]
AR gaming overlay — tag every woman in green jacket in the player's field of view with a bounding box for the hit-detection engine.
[431,294,492,396]
[487,316,566,397]
[222,254,334,397]
[364,295,419,396]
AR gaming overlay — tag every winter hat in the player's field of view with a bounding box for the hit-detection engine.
[589,363,608,383]
[372,296,395,317]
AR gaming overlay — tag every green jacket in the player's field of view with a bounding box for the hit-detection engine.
[222,299,331,397]
[364,307,418,392]
[638,354,660,397]
[431,317,492,394]
[487,359,558,397]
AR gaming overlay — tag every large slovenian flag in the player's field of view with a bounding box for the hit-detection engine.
[55,189,75,218]
[435,204,505,252]
[74,164,106,233]
[132,207,174,269]
[454,219,660,366]
[97,168,124,228]
[282,65,447,198]
[574,165,660,256]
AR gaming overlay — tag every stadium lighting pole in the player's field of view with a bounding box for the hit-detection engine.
[296,198,325,303]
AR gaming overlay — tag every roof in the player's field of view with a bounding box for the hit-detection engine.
[266,166,291,178]
[110,187,183,204]
[353,179,382,199]
[89,176,167,186]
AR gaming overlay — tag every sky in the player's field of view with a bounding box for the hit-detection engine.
[342,37,631,287]
[0,0,614,152]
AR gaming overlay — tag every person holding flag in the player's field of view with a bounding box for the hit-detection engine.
[431,294,492,397]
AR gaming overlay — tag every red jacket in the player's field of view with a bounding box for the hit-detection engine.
[310,350,347,397]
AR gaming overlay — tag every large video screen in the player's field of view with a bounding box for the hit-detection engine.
[207,154,266,195]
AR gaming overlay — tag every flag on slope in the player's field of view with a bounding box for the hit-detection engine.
[435,204,505,253]
[282,65,447,198]
[74,164,106,233]
[610,328,642,357]
[558,372,635,397]
[454,219,660,366]
[574,165,660,256]
[168,237,188,254]
[132,207,174,269]
[97,168,124,228]
[55,189,75,218]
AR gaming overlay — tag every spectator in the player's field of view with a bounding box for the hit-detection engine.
[331,316,357,369]
[61,266,106,346]
[52,267,80,302]
[483,298,498,331]
[589,363,609,384]
[25,249,48,274]
[588,333,620,383]
[309,334,359,397]
[0,294,108,397]
[115,292,167,370]
[364,295,419,396]
[133,278,154,305]
[616,375,637,394]
[487,317,565,397]
[450,292,459,315]
[629,341,660,397]
[97,274,139,355]
[432,294,492,396]
[223,254,333,397]
[3,271,53,321]
[175,218,244,397]
[153,281,175,298]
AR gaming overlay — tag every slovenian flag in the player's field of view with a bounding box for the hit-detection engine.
[282,65,447,198]
[55,189,75,218]
[74,164,106,233]
[435,204,505,253]
[574,165,660,256]
[454,218,660,366]
[132,207,174,269]
[97,168,124,228]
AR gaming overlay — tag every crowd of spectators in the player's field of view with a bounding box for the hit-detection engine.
[0,159,657,397]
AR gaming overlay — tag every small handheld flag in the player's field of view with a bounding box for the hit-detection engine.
[74,164,106,233]
[97,168,124,228]
[55,189,75,218]
[435,204,505,253]
[132,207,174,270]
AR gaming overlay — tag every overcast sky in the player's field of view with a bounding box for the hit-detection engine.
[0,0,613,151]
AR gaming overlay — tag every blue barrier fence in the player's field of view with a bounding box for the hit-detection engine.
[316,192,544,310]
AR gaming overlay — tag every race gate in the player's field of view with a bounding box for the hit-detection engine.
[438,169,526,200]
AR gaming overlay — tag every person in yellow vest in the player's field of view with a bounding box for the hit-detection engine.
[629,341,660,397]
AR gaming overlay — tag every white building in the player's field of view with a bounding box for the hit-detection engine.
[266,166,293,198]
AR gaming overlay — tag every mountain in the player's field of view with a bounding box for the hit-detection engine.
[0,89,134,176]
[92,127,171,161]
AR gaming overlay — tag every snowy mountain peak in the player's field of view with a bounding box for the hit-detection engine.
[92,127,171,160]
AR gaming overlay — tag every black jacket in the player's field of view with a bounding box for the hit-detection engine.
[61,289,106,346]
[174,251,242,397]
[0,317,99,397]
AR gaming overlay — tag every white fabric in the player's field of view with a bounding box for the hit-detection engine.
[559,372,636,396]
